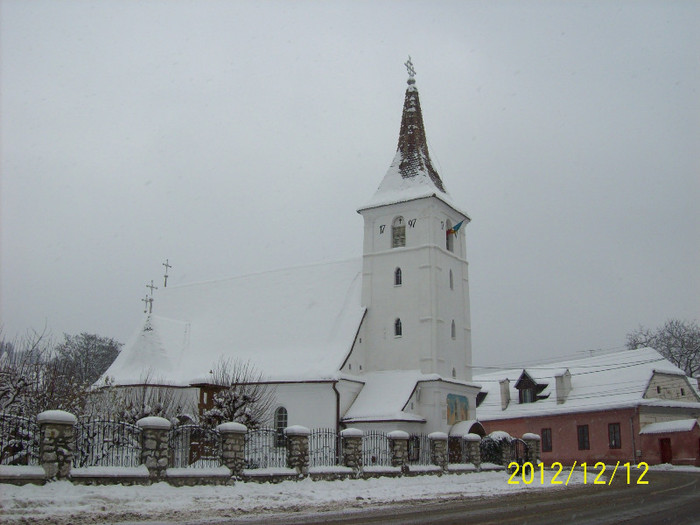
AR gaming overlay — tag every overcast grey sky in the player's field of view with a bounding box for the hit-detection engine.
[1,0,698,368]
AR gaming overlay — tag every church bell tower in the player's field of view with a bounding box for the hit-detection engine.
[357,58,473,381]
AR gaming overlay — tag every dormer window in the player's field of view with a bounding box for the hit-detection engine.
[392,217,406,248]
[515,371,549,404]
[394,267,402,286]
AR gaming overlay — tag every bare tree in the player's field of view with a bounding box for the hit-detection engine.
[0,330,88,416]
[627,319,700,378]
[55,333,121,386]
[201,358,276,429]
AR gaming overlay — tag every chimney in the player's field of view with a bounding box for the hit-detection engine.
[555,370,572,404]
[499,379,511,410]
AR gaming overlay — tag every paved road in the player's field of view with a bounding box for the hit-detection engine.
[239,470,700,525]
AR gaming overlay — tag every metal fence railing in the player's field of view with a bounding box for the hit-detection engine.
[408,433,431,465]
[309,428,340,467]
[244,428,287,469]
[0,413,39,466]
[74,418,142,468]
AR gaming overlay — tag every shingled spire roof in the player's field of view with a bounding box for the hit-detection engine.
[359,58,467,218]
[394,60,445,192]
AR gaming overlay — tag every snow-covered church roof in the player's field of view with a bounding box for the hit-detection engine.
[358,63,469,219]
[100,258,365,386]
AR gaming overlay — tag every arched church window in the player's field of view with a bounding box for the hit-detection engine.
[392,216,406,248]
[394,267,402,286]
[274,406,288,447]
[449,269,454,290]
[394,318,402,337]
[451,320,456,339]
[445,219,454,252]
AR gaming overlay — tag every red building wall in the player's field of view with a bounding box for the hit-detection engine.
[481,408,640,465]
[639,427,700,466]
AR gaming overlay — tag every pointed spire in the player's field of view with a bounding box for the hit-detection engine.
[394,57,445,192]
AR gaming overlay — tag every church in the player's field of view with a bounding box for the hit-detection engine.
[100,60,482,435]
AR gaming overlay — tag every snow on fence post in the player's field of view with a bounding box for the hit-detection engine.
[284,425,310,477]
[218,422,247,476]
[136,417,171,480]
[428,432,448,470]
[463,433,482,469]
[37,410,77,480]
[387,430,409,469]
[340,428,363,472]
[522,433,541,464]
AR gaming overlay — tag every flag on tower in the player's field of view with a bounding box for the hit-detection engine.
[447,220,464,235]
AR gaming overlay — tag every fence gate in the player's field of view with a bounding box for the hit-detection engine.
[362,430,390,467]
[510,438,528,466]
[169,424,221,468]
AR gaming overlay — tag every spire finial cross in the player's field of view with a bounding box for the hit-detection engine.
[405,56,416,79]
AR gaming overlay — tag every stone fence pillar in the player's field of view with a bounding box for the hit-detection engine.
[285,425,310,476]
[463,433,482,469]
[428,431,448,470]
[387,430,409,468]
[37,410,77,480]
[340,428,363,471]
[218,422,247,476]
[137,416,171,480]
[523,433,541,464]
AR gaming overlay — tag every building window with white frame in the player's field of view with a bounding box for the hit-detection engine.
[392,216,406,248]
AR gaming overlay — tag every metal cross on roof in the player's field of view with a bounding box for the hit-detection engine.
[405,56,416,78]
[162,258,172,288]
[146,279,158,295]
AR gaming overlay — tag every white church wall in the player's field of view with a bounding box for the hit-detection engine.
[268,382,339,429]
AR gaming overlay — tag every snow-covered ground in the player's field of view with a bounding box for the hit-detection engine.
[2,470,580,524]
[3,466,698,524]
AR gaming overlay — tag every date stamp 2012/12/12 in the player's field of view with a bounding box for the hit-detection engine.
[507,461,649,485]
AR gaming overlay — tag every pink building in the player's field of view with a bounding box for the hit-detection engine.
[474,348,700,466]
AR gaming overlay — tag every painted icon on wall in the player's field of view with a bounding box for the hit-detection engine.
[447,394,469,425]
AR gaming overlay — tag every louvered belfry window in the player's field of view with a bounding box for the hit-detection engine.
[392,216,406,248]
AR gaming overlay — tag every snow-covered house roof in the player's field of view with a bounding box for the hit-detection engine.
[100,258,365,386]
[357,71,469,219]
[639,419,699,435]
[474,348,700,421]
